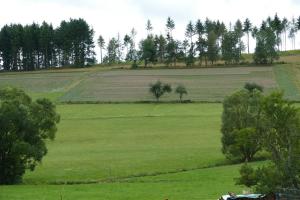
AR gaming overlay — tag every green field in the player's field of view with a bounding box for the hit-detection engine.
[0,164,245,200]
[0,104,244,200]
[24,104,224,184]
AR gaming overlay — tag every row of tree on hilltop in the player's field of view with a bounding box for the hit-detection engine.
[0,15,300,71]
[99,15,300,67]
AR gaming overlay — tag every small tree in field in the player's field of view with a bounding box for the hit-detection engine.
[0,87,60,184]
[149,81,172,102]
[175,85,187,102]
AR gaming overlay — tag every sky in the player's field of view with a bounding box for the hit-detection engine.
[1,0,300,60]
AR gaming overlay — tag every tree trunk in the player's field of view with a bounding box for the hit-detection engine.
[247,32,250,54]
[100,48,102,64]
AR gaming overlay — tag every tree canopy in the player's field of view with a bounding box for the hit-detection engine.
[0,87,60,184]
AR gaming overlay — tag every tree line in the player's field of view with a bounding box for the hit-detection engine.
[1,15,300,71]
[100,14,300,67]
[0,18,95,71]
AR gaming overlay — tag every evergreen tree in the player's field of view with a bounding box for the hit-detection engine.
[146,19,153,35]
[243,18,252,54]
[140,36,156,67]
[123,34,131,61]
[166,17,175,37]
[222,31,242,64]
[207,31,219,65]
[254,27,278,64]
[97,35,105,63]
[281,18,289,51]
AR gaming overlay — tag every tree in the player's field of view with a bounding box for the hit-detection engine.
[221,83,263,162]
[155,34,166,63]
[166,17,175,37]
[0,87,60,184]
[165,37,178,67]
[146,19,153,35]
[123,34,131,61]
[97,35,105,64]
[281,18,289,51]
[243,18,252,54]
[289,17,297,50]
[237,92,300,193]
[207,31,219,65]
[185,21,196,66]
[175,85,187,102]
[221,31,242,64]
[149,81,172,101]
[127,28,138,61]
[253,27,279,64]
[272,13,282,50]
[244,82,264,92]
[234,20,244,57]
[104,37,119,64]
[140,36,156,67]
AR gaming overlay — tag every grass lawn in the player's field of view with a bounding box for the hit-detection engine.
[0,164,246,200]
[0,103,250,200]
[22,103,225,184]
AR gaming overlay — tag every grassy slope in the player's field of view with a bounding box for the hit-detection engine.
[23,104,225,184]
[0,164,245,200]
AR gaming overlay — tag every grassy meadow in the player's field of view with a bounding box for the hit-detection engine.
[1,53,300,199]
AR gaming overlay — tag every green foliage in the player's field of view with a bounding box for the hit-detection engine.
[243,18,252,54]
[0,87,60,184]
[140,36,157,67]
[221,86,263,162]
[175,85,188,102]
[207,31,219,64]
[244,82,264,92]
[165,38,178,67]
[221,31,242,64]
[236,163,257,187]
[0,19,95,70]
[253,27,279,64]
[149,81,172,101]
[106,37,120,64]
[154,35,166,63]
[237,91,300,193]
[97,35,105,63]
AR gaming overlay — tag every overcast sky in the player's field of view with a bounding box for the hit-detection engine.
[1,0,300,59]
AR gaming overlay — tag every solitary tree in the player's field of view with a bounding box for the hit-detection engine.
[175,85,188,102]
[0,87,60,184]
[97,35,105,64]
[149,81,172,102]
